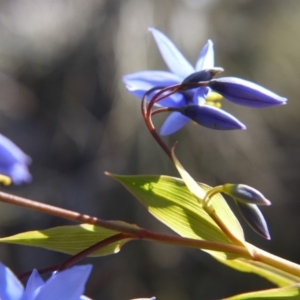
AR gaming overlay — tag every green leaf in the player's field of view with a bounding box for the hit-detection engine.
[0,224,130,256]
[110,174,300,286]
[225,284,300,299]
[111,174,243,245]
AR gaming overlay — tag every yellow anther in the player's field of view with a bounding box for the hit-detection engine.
[205,91,223,102]
[205,91,223,108]
[0,175,12,186]
[205,101,222,108]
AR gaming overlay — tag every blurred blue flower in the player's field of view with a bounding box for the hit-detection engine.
[0,134,31,185]
[209,77,287,108]
[123,28,230,135]
[0,262,92,300]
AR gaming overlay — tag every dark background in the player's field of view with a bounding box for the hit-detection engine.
[0,0,299,299]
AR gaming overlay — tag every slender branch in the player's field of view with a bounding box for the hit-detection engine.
[0,191,247,256]
[1,190,300,278]
[58,233,130,271]
[146,85,180,117]
[18,264,60,281]
[141,81,210,159]
[18,233,130,280]
[151,107,179,117]
[141,86,179,159]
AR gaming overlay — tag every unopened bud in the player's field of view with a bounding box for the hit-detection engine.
[223,184,271,206]
[235,201,270,240]
[181,68,224,90]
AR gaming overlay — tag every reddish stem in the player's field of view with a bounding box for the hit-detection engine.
[58,233,130,271]
[18,233,130,280]
[141,81,209,160]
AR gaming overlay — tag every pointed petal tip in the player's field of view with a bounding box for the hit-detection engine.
[263,231,271,240]
[265,200,272,206]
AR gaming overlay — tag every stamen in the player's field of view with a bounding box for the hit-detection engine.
[0,175,12,186]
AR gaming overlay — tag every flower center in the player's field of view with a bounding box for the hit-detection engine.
[204,91,223,108]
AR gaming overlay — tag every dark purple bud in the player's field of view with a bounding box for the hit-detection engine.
[181,68,224,90]
[180,105,246,130]
[209,77,287,108]
[223,184,271,206]
[235,201,270,240]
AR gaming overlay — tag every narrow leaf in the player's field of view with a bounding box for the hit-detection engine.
[110,174,243,245]
[225,284,300,299]
[0,224,130,256]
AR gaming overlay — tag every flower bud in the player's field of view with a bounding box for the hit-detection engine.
[209,77,287,108]
[182,68,224,88]
[223,184,271,206]
[180,105,246,130]
[235,201,270,240]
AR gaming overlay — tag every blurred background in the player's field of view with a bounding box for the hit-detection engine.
[0,0,299,299]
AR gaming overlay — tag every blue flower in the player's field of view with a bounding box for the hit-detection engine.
[0,262,92,300]
[0,134,31,185]
[123,28,232,135]
[209,77,287,108]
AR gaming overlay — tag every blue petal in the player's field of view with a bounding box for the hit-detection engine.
[195,40,214,71]
[149,28,194,79]
[123,71,185,107]
[0,134,32,184]
[123,70,181,86]
[0,164,32,185]
[181,105,246,130]
[0,134,31,166]
[24,269,44,298]
[160,112,190,136]
[209,77,287,107]
[34,265,92,300]
[0,262,24,300]
[192,87,209,105]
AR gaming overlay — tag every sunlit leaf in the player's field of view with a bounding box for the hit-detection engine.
[0,224,130,256]
[110,174,300,286]
[171,147,250,251]
[110,174,243,244]
[225,284,300,299]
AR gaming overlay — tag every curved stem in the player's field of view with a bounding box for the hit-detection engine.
[141,81,210,160]
[151,107,179,117]
[203,185,224,207]
[141,86,180,159]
